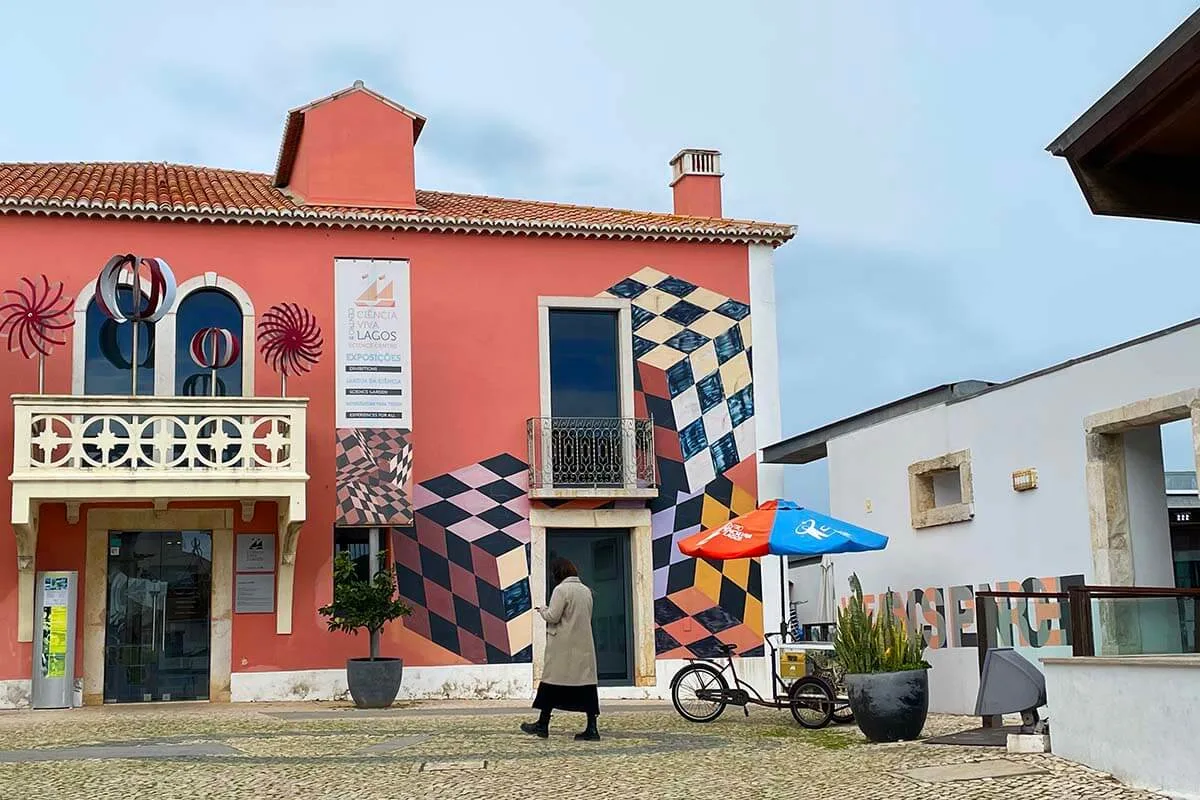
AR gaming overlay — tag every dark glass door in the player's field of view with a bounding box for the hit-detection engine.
[104,531,212,702]
[547,529,632,685]
[1172,527,1200,651]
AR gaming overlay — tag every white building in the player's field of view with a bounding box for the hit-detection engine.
[765,317,1200,714]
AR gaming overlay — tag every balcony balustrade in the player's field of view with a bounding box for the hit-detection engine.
[14,395,305,475]
[526,416,657,499]
[10,394,309,641]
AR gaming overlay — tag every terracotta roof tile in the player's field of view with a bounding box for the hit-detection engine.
[0,162,795,245]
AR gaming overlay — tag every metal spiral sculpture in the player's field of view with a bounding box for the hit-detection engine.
[189,326,240,397]
[94,254,177,395]
[258,302,323,395]
[0,275,75,392]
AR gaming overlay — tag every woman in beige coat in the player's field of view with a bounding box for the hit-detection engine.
[521,558,600,740]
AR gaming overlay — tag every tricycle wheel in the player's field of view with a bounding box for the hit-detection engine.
[671,663,728,723]
[789,676,834,729]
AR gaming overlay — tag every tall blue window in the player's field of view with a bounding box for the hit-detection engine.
[84,287,155,395]
[548,309,620,417]
[546,309,623,487]
[175,289,243,397]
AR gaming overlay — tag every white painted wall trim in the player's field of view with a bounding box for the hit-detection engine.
[82,507,235,705]
[528,506,656,687]
[228,657,773,703]
[230,664,535,702]
[536,296,635,419]
[749,243,785,638]
[0,679,32,710]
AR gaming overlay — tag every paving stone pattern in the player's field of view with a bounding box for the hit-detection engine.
[0,703,1167,799]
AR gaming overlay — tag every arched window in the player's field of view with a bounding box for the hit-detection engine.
[175,289,244,397]
[83,287,156,395]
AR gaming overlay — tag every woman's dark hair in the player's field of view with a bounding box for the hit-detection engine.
[550,557,578,585]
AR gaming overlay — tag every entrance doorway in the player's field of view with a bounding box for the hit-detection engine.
[104,531,212,703]
[547,529,633,685]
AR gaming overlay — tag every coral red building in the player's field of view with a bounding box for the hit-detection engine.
[0,83,793,706]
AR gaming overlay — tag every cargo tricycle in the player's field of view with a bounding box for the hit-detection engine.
[669,631,853,729]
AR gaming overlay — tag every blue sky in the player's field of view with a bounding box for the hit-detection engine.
[2,1,1198,505]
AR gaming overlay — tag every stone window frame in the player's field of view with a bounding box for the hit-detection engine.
[908,449,975,529]
[71,271,256,397]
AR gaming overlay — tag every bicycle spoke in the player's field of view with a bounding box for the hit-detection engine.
[676,669,723,719]
[792,686,829,725]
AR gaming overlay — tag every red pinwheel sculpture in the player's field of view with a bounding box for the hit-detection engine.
[258,303,323,395]
[0,276,75,392]
[189,326,241,397]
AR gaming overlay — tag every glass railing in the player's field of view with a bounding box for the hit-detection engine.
[1165,471,1198,493]
[1067,586,1200,657]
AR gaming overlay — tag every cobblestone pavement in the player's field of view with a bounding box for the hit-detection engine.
[0,701,1166,799]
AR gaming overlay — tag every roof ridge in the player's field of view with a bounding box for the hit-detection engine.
[413,187,773,226]
[0,160,272,177]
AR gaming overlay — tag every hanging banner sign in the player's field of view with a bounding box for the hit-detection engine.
[334,258,412,429]
[333,259,415,527]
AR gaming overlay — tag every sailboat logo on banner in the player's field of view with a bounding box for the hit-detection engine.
[356,269,395,308]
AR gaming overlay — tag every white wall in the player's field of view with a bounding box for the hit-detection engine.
[1045,658,1200,800]
[1126,426,1173,587]
[750,243,787,645]
[823,323,1200,713]
[1124,427,1184,655]
[789,561,827,626]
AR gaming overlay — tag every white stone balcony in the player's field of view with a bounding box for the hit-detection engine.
[10,394,309,640]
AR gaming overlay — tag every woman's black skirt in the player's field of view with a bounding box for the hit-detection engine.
[532,682,600,715]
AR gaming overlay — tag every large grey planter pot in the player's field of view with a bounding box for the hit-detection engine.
[845,669,929,743]
[346,658,403,709]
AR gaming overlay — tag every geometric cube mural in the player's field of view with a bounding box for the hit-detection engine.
[394,453,533,664]
[605,267,755,494]
[394,268,765,665]
[651,475,765,658]
[602,267,765,659]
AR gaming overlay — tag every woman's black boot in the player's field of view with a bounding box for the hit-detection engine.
[574,714,600,741]
[521,709,551,738]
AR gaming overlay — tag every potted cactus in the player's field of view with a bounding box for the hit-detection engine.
[318,551,411,709]
[833,574,930,742]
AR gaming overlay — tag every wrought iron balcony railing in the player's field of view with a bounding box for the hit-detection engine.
[526,416,657,498]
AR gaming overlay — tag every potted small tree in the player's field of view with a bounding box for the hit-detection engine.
[834,574,930,742]
[318,551,412,709]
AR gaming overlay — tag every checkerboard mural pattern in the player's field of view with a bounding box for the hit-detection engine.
[389,267,765,665]
[604,267,754,495]
[603,267,765,659]
[394,453,533,664]
[334,428,415,526]
[650,474,765,658]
